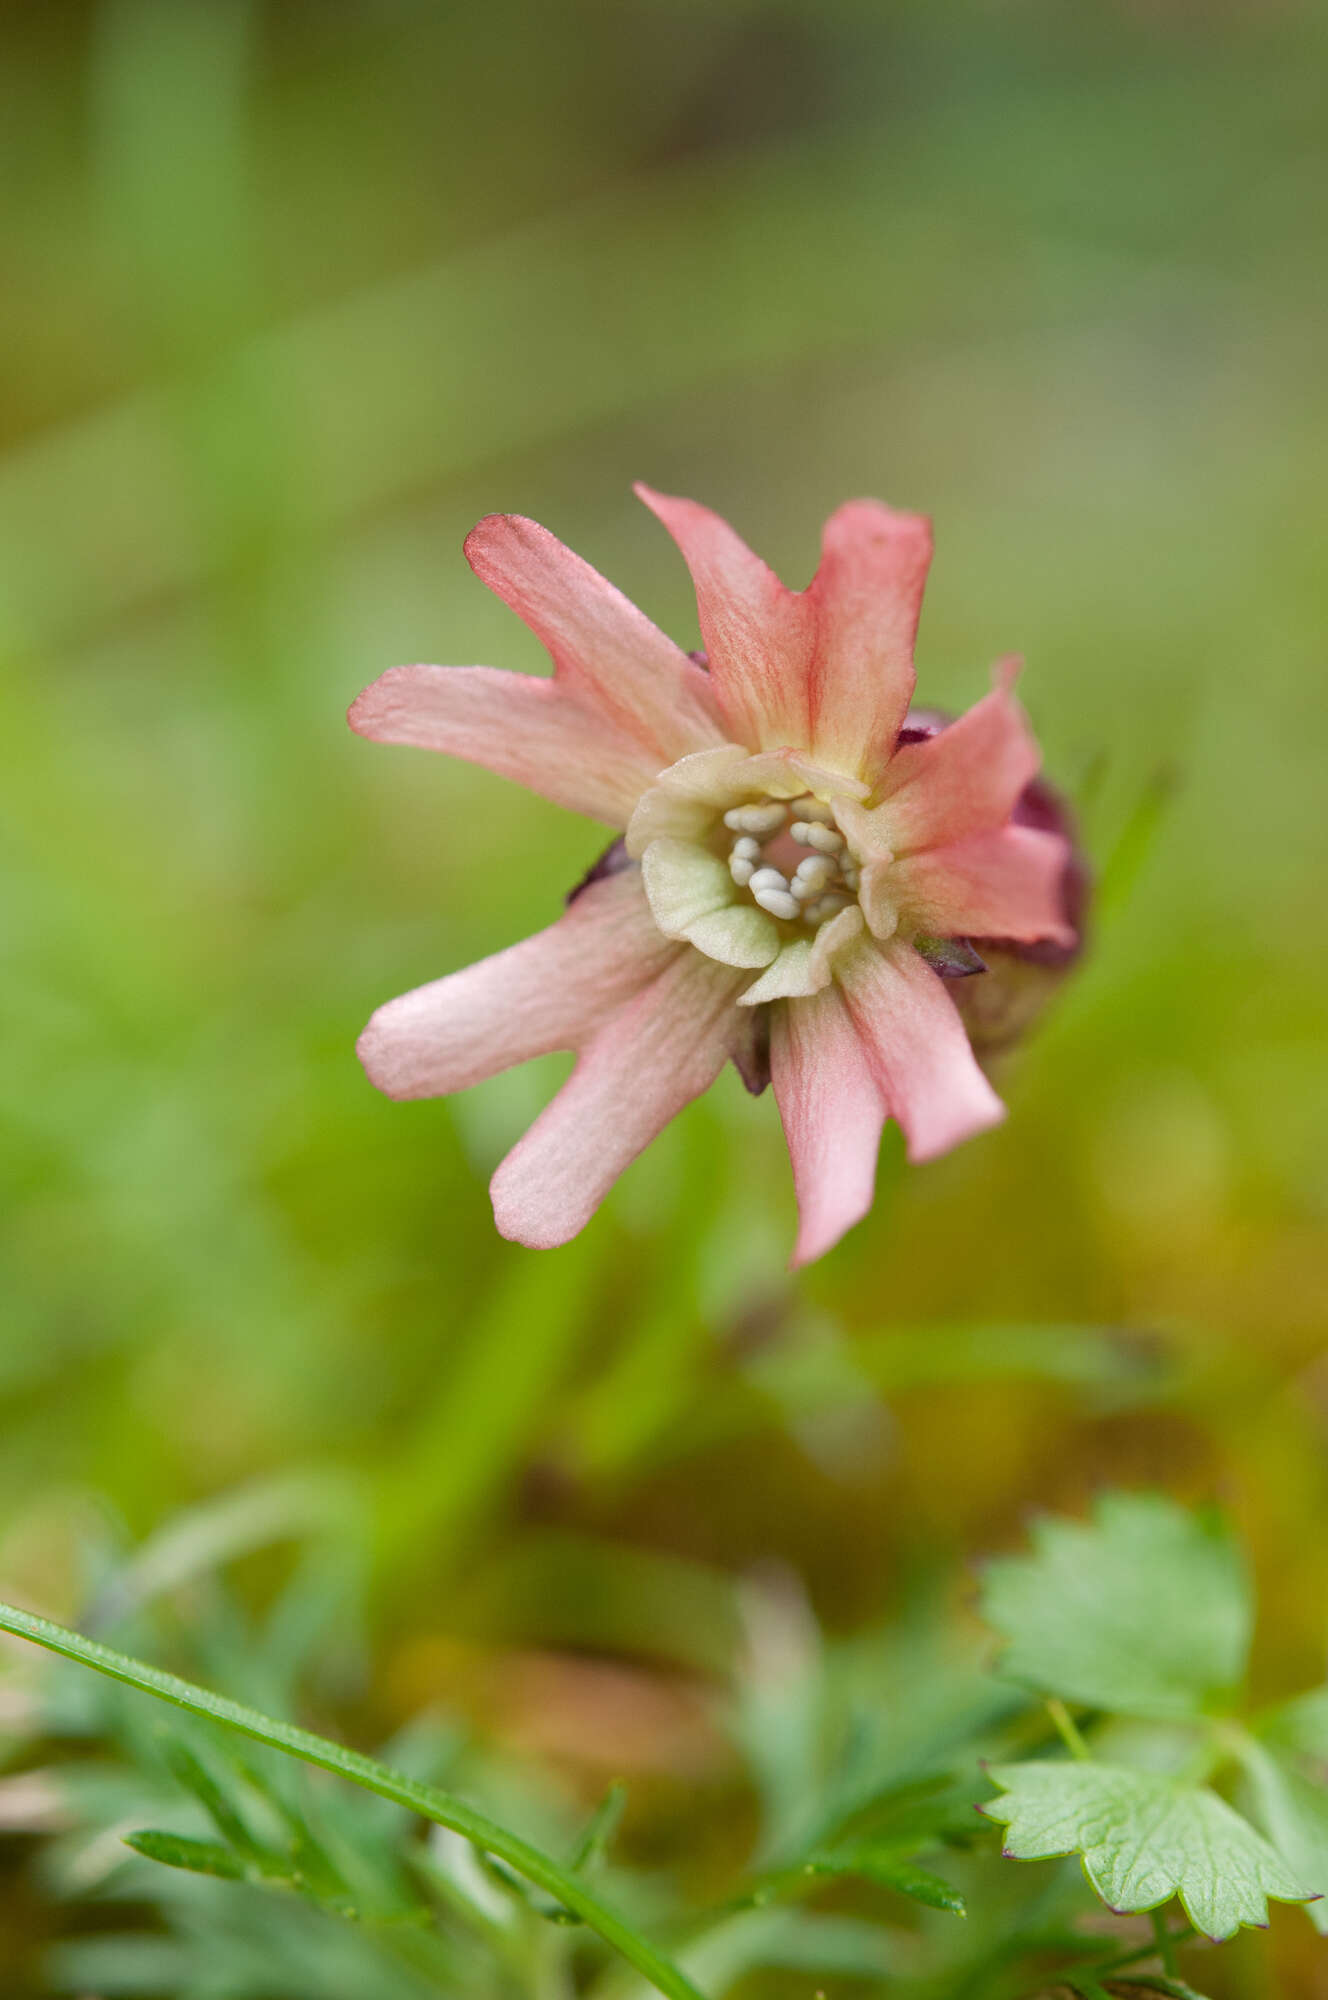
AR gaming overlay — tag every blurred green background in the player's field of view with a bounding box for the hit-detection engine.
[2,0,1328,1993]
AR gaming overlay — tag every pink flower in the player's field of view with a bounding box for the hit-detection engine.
[350,487,1079,1264]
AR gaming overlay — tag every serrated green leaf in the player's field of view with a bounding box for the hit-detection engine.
[124,1829,252,1880]
[983,1760,1310,1940]
[807,1848,965,1913]
[980,1494,1250,1719]
[1236,1736,1328,1934]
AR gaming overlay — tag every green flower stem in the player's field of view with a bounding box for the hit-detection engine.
[1096,1922,1195,1975]
[1150,1907,1179,1975]
[0,1600,708,2000]
[1046,1698,1092,1761]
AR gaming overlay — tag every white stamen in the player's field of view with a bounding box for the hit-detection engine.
[793,854,834,888]
[713,790,864,932]
[804,892,851,925]
[723,802,788,836]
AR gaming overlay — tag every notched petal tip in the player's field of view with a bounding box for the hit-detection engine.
[819,495,933,565]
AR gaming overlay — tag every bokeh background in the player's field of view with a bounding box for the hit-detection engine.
[2,1,1327,1994]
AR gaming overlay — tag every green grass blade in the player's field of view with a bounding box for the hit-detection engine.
[0,1599,708,2000]
[570,1781,628,1874]
[124,1829,251,1881]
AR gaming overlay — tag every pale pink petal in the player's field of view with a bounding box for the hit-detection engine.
[771,983,887,1266]
[635,484,810,754]
[875,677,1041,853]
[892,826,1075,945]
[637,486,931,783]
[349,664,658,827]
[838,936,1006,1162]
[465,513,727,765]
[490,951,747,1248]
[803,500,931,785]
[358,871,673,1100]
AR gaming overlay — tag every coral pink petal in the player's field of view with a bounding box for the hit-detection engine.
[878,682,1041,853]
[349,664,659,828]
[771,983,887,1265]
[637,486,931,783]
[839,937,1006,1162]
[635,484,811,754]
[892,826,1075,945]
[357,872,673,1099]
[490,950,747,1248]
[805,500,930,785]
[464,513,726,766]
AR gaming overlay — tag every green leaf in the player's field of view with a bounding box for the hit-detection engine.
[160,1737,263,1858]
[807,1848,965,1914]
[1260,1684,1328,1762]
[980,1493,1250,1719]
[1042,1983,1213,2000]
[0,1599,706,2000]
[983,1760,1310,1940]
[475,1851,581,1926]
[1106,1982,1214,2000]
[570,1781,627,1874]
[124,1829,251,1880]
[1236,1735,1328,1934]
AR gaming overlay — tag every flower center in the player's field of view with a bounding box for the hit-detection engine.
[721,794,860,929]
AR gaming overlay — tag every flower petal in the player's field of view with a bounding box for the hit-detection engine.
[490,950,747,1248]
[739,905,865,1005]
[349,664,658,827]
[640,837,779,967]
[803,499,931,784]
[625,746,752,856]
[873,672,1041,853]
[636,483,809,755]
[771,983,887,1266]
[464,512,727,766]
[838,936,1007,1162]
[892,826,1075,945]
[357,870,671,1099]
[625,746,866,860]
[636,486,931,783]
